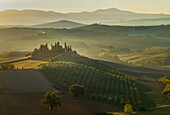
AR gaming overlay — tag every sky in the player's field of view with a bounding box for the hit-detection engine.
[0,0,170,14]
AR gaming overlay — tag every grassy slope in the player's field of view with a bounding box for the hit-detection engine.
[38,52,170,115]
[0,25,170,52]
[0,51,169,114]
[118,50,170,67]
[0,50,29,59]
[96,55,170,113]
[39,52,139,106]
[0,50,45,69]
[13,60,45,69]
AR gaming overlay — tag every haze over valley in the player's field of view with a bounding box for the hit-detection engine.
[0,0,170,114]
[0,8,170,26]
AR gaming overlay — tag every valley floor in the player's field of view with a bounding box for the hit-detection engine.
[0,94,122,115]
[0,57,169,115]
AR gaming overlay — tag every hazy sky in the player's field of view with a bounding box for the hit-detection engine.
[0,0,170,13]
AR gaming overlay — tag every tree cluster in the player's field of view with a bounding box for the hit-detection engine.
[140,58,165,66]
[0,64,15,70]
[31,42,72,59]
[124,104,134,113]
[160,76,170,99]
[69,84,85,97]
[145,46,170,52]
[41,91,61,110]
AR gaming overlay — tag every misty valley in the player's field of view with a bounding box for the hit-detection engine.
[0,6,170,115]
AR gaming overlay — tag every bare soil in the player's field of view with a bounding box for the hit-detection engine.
[0,94,122,115]
[0,70,55,93]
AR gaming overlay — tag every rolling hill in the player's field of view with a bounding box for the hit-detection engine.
[119,17,170,26]
[118,50,170,68]
[39,51,141,108]
[0,24,170,54]
[34,20,85,29]
[0,8,170,25]
[38,50,169,111]
[0,50,30,59]
[0,43,169,114]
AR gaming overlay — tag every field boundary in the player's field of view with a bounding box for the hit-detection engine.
[0,57,29,65]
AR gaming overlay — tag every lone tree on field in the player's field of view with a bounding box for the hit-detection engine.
[41,91,61,110]
[124,104,134,113]
[69,84,85,97]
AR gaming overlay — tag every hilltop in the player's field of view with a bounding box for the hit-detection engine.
[34,20,85,29]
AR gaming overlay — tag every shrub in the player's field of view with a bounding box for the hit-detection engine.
[137,105,146,111]
[69,84,85,97]
[41,91,61,110]
[162,84,170,94]
[0,64,15,70]
[124,104,134,113]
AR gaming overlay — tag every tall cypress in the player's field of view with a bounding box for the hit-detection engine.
[65,42,67,49]
[70,45,72,50]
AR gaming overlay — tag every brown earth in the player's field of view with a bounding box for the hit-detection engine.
[0,70,55,93]
[0,69,122,115]
[0,94,122,115]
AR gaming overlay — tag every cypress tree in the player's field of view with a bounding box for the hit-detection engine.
[70,45,72,50]
[45,43,49,50]
[57,42,60,51]
[40,45,43,52]
[57,42,59,47]
[67,45,70,51]
[65,42,67,49]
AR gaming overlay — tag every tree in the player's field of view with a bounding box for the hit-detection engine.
[70,45,72,51]
[137,105,146,111]
[64,42,67,49]
[69,84,85,97]
[41,91,61,110]
[49,58,53,63]
[0,64,15,70]
[124,104,133,113]
[145,48,149,52]
[113,55,121,62]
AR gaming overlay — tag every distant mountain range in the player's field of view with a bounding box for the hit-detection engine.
[0,8,170,26]
[122,17,170,26]
[33,20,85,28]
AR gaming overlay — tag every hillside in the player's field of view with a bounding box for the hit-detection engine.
[0,8,170,25]
[121,17,170,26]
[39,51,141,109]
[0,50,30,59]
[0,43,169,114]
[39,50,170,112]
[0,25,170,63]
[118,50,170,68]
[34,20,85,29]
[0,69,123,115]
[0,70,55,93]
